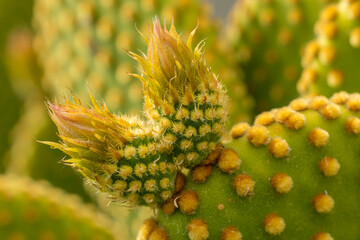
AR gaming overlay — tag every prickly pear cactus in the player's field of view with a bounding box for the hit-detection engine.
[150,91,360,239]
[298,0,360,97]
[0,174,117,239]
[226,0,335,114]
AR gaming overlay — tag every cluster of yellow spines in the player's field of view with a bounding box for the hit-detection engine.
[131,19,229,168]
[44,93,177,207]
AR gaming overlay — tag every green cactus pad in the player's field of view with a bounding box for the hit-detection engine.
[226,0,335,114]
[152,91,360,239]
[0,174,116,239]
[298,0,360,97]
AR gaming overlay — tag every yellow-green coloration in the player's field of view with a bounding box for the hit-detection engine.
[154,92,360,239]
[226,0,335,114]
[0,175,116,239]
[130,20,229,168]
[33,0,231,114]
[44,93,177,207]
[298,0,360,97]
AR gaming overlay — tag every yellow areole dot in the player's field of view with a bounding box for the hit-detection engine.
[178,190,199,214]
[285,112,306,130]
[321,103,341,120]
[232,174,255,197]
[308,128,329,147]
[319,156,340,177]
[247,125,270,146]
[149,227,169,240]
[230,122,250,139]
[312,232,334,240]
[330,91,349,104]
[327,70,344,88]
[346,117,360,134]
[270,173,293,194]
[268,138,290,158]
[346,93,360,111]
[187,219,209,240]
[218,148,241,174]
[221,226,242,240]
[255,112,275,126]
[263,214,286,235]
[137,218,157,240]
[289,98,309,111]
[312,193,334,213]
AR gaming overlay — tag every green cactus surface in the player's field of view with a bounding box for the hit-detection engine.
[0,174,117,239]
[225,0,335,115]
[150,91,360,239]
[298,0,360,97]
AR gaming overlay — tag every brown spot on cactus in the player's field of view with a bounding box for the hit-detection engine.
[308,128,329,147]
[192,165,212,183]
[187,219,209,240]
[255,112,275,126]
[230,123,250,139]
[161,197,176,216]
[232,174,255,198]
[218,148,241,174]
[319,156,341,177]
[312,193,335,213]
[217,204,225,211]
[268,138,290,158]
[178,190,199,214]
[221,226,242,240]
[174,172,186,194]
[270,173,293,194]
[201,147,222,165]
[312,232,334,240]
[247,125,270,146]
[149,227,169,240]
[263,214,286,235]
[346,117,360,134]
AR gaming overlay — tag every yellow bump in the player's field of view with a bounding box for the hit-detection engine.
[321,103,341,119]
[184,126,197,138]
[201,147,223,165]
[143,194,155,204]
[275,107,293,123]
[232,174,255,197]
[312,193,334,213]
[137,218,157,240]
[175,107,189,120]
[119,166,133,179]
[268,138,290,158]
[173,122,186,134]
[317,22,337,39]
[255,112,275,126]
[221,226,242,240]
[289,98,309,111]
[128,181,142,192]
[330,91,349,104]
[178,190,199,214]
[175,172,186,193]
[0,209,11,226]
[319,45,336,65]
[312,232,334,240]
[271,173,293,194]
[319,156,340,176]
[310,96,329,110]
[218,148,241,174]
[113,180,127,192]
[197,142,208,152]
[144,180,156,192]
[187,219,209,240]
[161,197,176,215]
[278,28,293,45]
[288,8,302,25]
[148,163,159,175]
[259,9,274,26]
[192,165,212,183]
[327,70,344,88]
[285,112,306,130]
[190,109,203,121]
[149,227,169,240]
[302,40,319,66]
[163,101,175,115]
[347,93,360,111]
[263,214,286,235]
[308,128,329,147]
[160,178,170,189]
[247,125,270,146]
[346,117,360,134]
[217,204,225,211]
[349,2,360,20]
[160,190,172,201]
[186,152,200,163]
[124,145,136,159]
[230,123,250,139]
[180,140,193,150]
[134,163,147,178]
[199,124,211,136]
[320,4,338,21]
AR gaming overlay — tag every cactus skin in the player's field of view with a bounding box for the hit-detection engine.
[298,0,360,97]
[226,0,335,114]
[0,174,116,239]
[148,92,360,239]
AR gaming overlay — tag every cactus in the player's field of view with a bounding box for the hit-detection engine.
[298,0,360,97]
[145,91,360,239]
[0,174,117,239]
[225,0,335,114]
